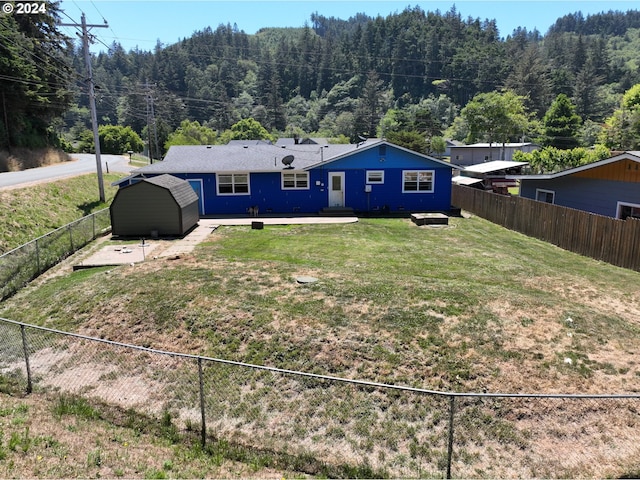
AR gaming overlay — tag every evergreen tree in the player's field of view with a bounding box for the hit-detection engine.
[504,44,552,118]
[0,4,74,148]
[542,94,582,149]
[353,71,387,139]
[385,130,428,154]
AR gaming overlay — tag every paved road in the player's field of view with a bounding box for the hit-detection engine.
[0,154,133,190]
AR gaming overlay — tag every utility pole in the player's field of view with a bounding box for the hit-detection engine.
[61,14,108,202]
[141,81,160,163]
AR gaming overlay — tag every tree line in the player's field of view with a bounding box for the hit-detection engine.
[1,4,640,171]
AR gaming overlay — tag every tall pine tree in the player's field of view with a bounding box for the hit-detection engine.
[542,94,582,149]
[0,3,74,148]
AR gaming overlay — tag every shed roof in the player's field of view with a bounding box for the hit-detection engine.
[133,174,198,207]
[507,152,640,180]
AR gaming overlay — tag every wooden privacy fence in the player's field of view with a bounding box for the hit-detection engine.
[452,185,640,272]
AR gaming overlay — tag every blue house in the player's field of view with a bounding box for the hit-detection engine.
[510,151,640,219]
[115,139,456,217]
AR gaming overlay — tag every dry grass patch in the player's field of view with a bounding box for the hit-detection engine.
[4,217,640,477]
[0,391,287,479]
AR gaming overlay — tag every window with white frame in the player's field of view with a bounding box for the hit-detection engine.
[282,172,309,190]
[535,188,555,204]
[617,202,640,220]
[217,173,249,195]
[403,170,434,193]
[366,170,384,184]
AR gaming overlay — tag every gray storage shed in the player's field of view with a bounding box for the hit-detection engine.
[110,174,200,237]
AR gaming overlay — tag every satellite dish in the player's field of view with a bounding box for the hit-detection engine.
[282,154,295,169]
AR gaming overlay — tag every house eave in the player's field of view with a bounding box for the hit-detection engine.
[507,152,640,181]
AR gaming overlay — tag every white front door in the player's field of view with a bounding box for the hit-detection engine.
[328,172,345,207]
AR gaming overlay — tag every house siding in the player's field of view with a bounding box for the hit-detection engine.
[451,144,537,166]
[520,176,640,218]
[124,142,454,216]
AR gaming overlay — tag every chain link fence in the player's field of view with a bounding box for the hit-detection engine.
[0,209,111,301]
[1,316,639,478]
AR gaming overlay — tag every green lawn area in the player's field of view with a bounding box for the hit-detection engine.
[2,214,640,478]
[3,215,639,395]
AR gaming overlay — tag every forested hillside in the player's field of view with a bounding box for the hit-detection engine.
[2,5,640,161]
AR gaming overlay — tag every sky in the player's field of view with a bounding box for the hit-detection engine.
[56,0,640,53]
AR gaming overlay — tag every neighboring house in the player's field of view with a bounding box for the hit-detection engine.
[110,174,200,237]
[450,142,538,166]
[509,152,640,219]
[452,160,528,193]
[113,139,456,217]
[443,139,463,160]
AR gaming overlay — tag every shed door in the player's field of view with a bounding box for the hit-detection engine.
[328,172,345,207]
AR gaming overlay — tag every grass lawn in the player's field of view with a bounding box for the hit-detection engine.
[2,215,640,477]
[4,216,639,393]
[0,174,121,254]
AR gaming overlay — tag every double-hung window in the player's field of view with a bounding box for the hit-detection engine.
[403,170,434,193]
[217,173,249,195]
[282,172,309,190]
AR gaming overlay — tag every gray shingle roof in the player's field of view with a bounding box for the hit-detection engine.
[131,139,456,176]
[142,174,199,207]
[134,141,378,174]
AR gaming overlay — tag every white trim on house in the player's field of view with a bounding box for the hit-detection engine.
[328,172,345,207]
[216,173,250,196]
[281,171,310,190]
[535,188,555,204]
[616,201,640,220]
[402,170,434,193]
[366,170,385,184]
[187,179,205,213]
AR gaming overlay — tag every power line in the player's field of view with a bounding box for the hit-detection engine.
[60,13,109,203]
